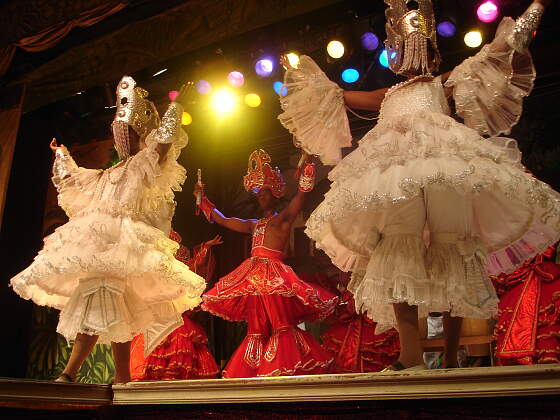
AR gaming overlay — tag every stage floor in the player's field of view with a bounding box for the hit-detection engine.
[2,364,559,409]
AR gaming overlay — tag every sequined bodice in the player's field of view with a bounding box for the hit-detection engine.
[380,77,450,120]
[251,216,273,249]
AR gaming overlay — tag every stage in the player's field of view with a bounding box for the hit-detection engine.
[1,364,560,419]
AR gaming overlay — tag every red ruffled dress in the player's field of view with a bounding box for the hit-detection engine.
[130,232,219,380]
[492,245,560,365]
[202,216,339,377]
[322,291,400,373]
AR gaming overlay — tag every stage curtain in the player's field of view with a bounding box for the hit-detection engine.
[0,1,127,77]
[0,84,25,229]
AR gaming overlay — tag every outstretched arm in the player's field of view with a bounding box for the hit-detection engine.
[194,184,256,234]
[343,88,389,112]
[279,157,315,225]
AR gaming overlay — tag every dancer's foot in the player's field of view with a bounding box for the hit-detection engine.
[55,373,75,383]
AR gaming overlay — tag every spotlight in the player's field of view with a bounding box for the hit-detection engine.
[286,53,300,69]
[437,21,457,37]
[255,59,274,77]
[477,1,499,23]
[245,93,262,108]
[211,88,237,114]
[152,68,168,77]
[379,49,390,68]
[464,30,483,48]
[361,32,379,51]
[341,68,360,83]
[181,112,192,126]
[327,40,345,59]
[168,90,179,102]
[273,81,288,97]
[227,71,245,87]
[196,80,212,95]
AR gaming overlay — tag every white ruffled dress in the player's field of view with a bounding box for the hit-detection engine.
[279,18,560,331]
[10,103,206,354]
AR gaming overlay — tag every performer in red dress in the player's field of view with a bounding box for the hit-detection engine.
[197,149,338,377]
[130,231,221,380]
[322,281,400,373]
[492,244,560,365]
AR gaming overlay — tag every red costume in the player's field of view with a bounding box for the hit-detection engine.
[130,231,219,380]
[202,216,338,377]
[492,245,560,365]
[322,290,400,373]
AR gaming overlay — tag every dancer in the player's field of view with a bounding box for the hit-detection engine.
[493,244,560,365]
[10,77,206,383]
[322,280,400,373]
[197,149,338,377]
[279,0,559,370]
[130,231,221,380]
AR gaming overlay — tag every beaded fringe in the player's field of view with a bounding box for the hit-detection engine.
[400,33,430,75]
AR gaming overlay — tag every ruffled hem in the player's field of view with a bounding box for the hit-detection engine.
[222,327,333,378]
[10,213,206,309]
[202,256,338,323]
[278,55,352,165]
[306,115,560,276]
[445,17,536,137]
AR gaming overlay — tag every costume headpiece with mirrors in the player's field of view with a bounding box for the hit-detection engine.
[112,75,160,160]
[384,0,441,75]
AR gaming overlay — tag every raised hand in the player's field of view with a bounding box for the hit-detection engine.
[206,235,223,247]
[50,138,62,151]
[193,182,204,198]
[175,81,195,109]
[280,54,295,71]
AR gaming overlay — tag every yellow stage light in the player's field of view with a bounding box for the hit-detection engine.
[286,53,300,68]
[181,111,192,125]
[211,88,237,114]
[464,30,483,48]
[327,40,345,59]
[245,93,261,108]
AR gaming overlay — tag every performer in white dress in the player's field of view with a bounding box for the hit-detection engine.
[279,0,558,370]
[10,78,206,383]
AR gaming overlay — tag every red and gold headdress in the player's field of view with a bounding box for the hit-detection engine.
[243,149,286,198]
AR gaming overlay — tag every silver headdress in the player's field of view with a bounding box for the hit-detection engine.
[111,75,160,160]
[384,0,441,75]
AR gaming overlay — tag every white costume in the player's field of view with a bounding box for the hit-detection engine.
[279,3,560,331]
[11,77,205,354]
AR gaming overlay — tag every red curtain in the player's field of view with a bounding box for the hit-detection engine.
[0,1,127,77]
[0,84,25,228]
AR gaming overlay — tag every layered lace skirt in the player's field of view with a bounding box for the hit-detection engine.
[306,112,560,331]
[10,212,206,353]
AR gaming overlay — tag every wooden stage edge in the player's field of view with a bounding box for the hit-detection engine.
[1,364,559,409]
[116,364,560,404]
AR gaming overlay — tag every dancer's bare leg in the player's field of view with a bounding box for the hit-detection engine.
[443,312,463,368]
[111,341,132,383]
[393,302,424,368]
[57,333,99,381]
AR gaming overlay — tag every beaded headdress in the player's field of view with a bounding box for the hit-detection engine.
[112,75,160,160]
[384,0,441,75]
[243,149,286,199]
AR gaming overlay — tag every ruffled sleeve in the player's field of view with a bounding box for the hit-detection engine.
[52,146,102,217]
[130,102,188,191]
[278,56,352,166]
[444,17,536,137]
